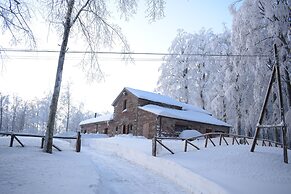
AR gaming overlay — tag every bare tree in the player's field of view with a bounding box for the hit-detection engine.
[58,81,73,132]
[11,95,20,132]
[64,83,71,132]
[0,93,9,131]
[18,101,27,131]
[0,0,35,46]
[43,0,165,153]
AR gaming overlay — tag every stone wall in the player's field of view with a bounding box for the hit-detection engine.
[80,121,113,136]
[160,117,230,137]
[80,123,97,133]
[137,109,158,138]
[136,109,229,139]
[112,91,139,136]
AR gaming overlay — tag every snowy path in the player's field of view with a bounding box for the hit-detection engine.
[2,136,291,194]
[83,147,189,194]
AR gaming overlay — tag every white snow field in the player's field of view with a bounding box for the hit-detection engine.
[1,134,291,194]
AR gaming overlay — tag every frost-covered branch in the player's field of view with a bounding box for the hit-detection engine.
[145,0,165,22]
[0,0,35,46]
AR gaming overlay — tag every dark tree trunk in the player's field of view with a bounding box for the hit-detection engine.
[66,109,70,132]
[11,107,17,132]
[19,105,27,132]
[284,67,291,107]
[44,0,75,153]
[222,97,227,122]
[183,64,189,103]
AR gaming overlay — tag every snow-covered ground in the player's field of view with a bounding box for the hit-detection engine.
[1,134,291,194]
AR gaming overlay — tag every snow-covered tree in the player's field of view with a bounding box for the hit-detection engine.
[227,0,290,139]
[158,0,290,145]
[0,93,9,131]
[56,81,73,132]
[157,29,194,104]
[0,92,94,134]
[157,27,231,119]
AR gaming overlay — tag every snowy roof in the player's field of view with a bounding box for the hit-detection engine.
[125,87,181,106]
[139,104,231,127]
[113,87,211,115]
[179,102,211,115]
[79,114,113,126]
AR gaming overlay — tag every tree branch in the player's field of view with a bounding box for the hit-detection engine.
[71,0,90,26]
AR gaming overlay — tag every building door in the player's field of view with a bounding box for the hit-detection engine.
[123,125,128,134]
[104,128,108,134]
[143,123,150,138]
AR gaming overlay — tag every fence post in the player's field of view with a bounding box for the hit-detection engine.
[41,137,45,148]
[219,134,222,145]
[152,137,157,157]
[10,134,15,147]
[184,139,188,152]
[76,132,81,152]
[205,136,208,148]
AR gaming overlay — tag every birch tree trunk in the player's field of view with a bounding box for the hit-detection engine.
[44,0,75,153]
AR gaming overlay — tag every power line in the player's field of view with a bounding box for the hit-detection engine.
[3,54,240,62]
[0,48,270,58]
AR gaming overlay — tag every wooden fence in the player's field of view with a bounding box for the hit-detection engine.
[0,132,81,152]
[152,132,287,157]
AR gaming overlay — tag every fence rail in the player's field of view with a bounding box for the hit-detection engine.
[152,132,288,156]
[0,132,81,152]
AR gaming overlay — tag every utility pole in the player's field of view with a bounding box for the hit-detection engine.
[250,44,288,163]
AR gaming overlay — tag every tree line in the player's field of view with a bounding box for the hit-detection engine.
[0,83,94,134]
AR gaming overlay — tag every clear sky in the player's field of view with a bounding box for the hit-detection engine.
[0,0,235,114]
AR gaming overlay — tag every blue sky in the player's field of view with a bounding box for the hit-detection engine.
[117,0,234,53]
[0,0,236,113]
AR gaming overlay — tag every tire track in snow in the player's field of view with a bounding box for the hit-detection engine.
[83,147,189,194]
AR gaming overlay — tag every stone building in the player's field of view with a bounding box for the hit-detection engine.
[79,114,113,134]
[79,87,231,138]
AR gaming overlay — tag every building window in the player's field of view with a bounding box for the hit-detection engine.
[123,99,127,111]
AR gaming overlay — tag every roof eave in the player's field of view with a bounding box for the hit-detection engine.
[138,106,231,128]
[111,87,127,106]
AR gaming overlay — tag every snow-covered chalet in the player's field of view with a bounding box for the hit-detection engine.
[79,87,231,138]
